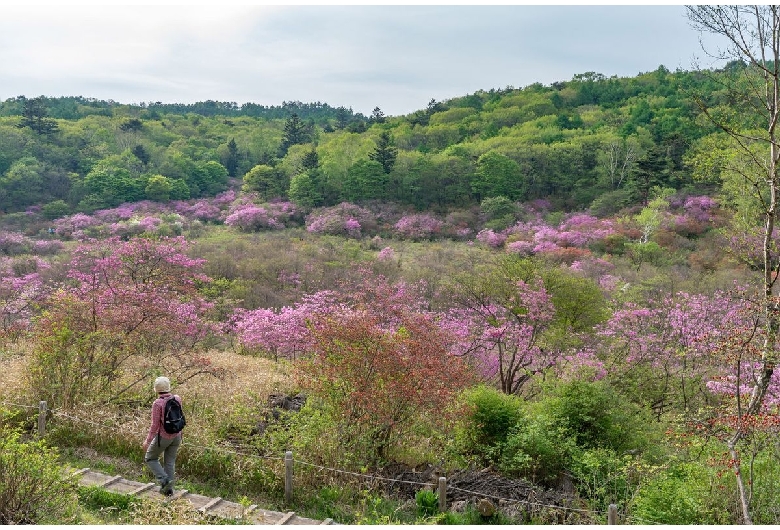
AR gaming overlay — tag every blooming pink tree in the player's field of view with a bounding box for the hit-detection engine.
[29,236,220,406]
[591,290,736,414]
[442,277,557,395]
[0,257,49,340]
[230,290,346,360]
[229,271,433,361]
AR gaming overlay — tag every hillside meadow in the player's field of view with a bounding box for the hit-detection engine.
[0,185,777,525]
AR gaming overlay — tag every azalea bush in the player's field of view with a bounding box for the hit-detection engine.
[27,236,220,407]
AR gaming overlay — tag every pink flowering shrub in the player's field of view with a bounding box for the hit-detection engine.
[31,239,64,256]
[344,218,362,238]
[476,229,507,248]
[306,203,377,238]
[0,257,49,337]
[277,270,302,289]
[377,246,395,261]
[93,204,136,223]
[53,213,102,239]
[225,200,297,232]
[226,204,284,231]
[393,213,444,240]
[181,200,223,222]
[683,195,718,221]
[506,240,535,256]
[0,232,30,256]
[230,273,434,361]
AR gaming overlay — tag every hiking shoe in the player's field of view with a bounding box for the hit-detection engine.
[159,479,174,496]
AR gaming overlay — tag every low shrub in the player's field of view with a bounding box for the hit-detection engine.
[0,425,79,524]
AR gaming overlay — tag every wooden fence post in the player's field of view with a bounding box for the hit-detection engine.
[608,503,618,525]
[38,401,47,437]
[438,476,447,513]
[284,450,293,506]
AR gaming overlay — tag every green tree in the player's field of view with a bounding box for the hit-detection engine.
[369,106,386,124]
[278,113,311,157]
[223,137,239,177]
[81,157,144,208]
[288,170,322,208]
[629,145,670,205]
[301,146,319,171]
[343,159,386,202]
[0,426,78,524]
[368,131,398,174]
[145,174,173,202]
[472,151,526,201]
[480,196,517,230]
[41,199,71,220]
[189,160,228,197]
[687,6,780,523]
[0,157,45,211]
[242,163,288,200]
[16,96,58,135]
[131,144,150,165]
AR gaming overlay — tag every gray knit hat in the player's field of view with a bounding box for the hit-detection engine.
[153,376,171,393]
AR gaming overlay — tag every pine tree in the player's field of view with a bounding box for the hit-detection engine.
[368,131,398,174]
[225,138,239,177]
[17,96,58,135]
[278,114,310,157]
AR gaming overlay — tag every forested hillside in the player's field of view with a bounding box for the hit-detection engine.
[0,64,727,218]
[3,44,780,525]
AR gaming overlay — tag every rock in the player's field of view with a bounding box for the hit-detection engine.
[477,498,495,517]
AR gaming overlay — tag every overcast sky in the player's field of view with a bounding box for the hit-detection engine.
[0,4,728,117]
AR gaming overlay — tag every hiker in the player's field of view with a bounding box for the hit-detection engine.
[142,376,185,496]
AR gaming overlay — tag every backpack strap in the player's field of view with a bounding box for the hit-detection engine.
[157,395,171,446]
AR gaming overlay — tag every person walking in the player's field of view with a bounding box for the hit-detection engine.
[142,376,184,496]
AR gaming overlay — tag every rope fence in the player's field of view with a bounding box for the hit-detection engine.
[0,399,40,410]
[8,399,631,523]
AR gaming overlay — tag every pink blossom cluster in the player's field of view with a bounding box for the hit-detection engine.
[476,229,507,248]
[706,366,780,410]
[172,200,222,222]
[31,239,64,256]
[393,213,444,241]
[440,278,558,393]
[54,213,102,239]
[93,204,137,222]
[230,273,438,360]
[0,257,50,335]
[225,204,284,231]
[65,237,215,342]
[229,290,346,359]
[567,256,616,287]
[683,195,718,220]
[0,232,30,256]
[590,290,745,397]
[306,203,377,238]
[377,246,395,261]
[344,218,362,238]
[499,214,617,258]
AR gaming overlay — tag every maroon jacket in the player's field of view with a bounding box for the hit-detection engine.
[144,392,183,446]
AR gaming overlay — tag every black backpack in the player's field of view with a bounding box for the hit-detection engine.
[162,395,186,435]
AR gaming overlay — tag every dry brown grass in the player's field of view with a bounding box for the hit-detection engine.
[0,340,34,405]
[176,349,294,444]
[1,340,293,449]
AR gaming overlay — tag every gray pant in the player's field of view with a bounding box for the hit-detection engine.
[144,434,181,486]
